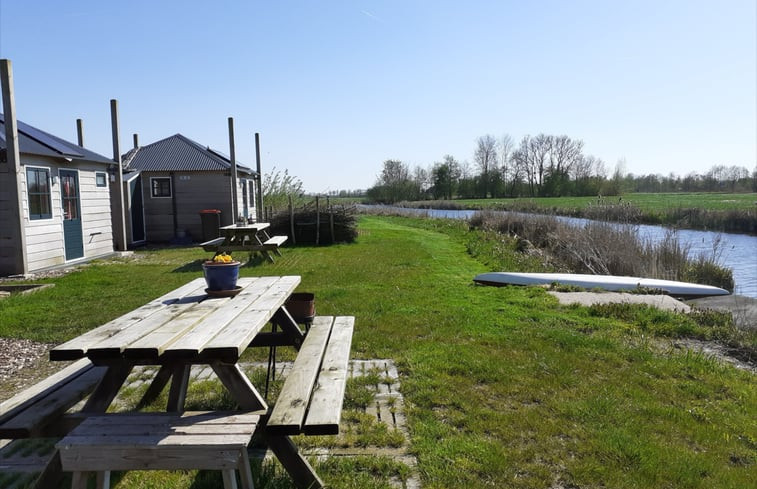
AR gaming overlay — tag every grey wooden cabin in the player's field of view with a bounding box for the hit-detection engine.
[121,134,257,244]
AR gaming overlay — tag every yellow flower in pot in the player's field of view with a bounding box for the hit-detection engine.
[203,253,241,291]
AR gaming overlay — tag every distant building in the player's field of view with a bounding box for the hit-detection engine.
[0,115,116,276]
[121,134,258,244]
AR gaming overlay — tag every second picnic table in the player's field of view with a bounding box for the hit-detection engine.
[201,223,288,262]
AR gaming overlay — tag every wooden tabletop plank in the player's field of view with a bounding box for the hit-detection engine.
[122,295,228,361]
[200,276,300,361]
[123,278,264,360]
[161,277,276,360]
[50,279,208,360]
[304,316,354,435]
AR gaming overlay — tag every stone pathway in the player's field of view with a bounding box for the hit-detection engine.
[0,359,421,489]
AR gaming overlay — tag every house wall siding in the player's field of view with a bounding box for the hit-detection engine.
[140,171,255,242]
[16,155,114,272]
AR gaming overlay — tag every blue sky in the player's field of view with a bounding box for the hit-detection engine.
[1,0,755,193]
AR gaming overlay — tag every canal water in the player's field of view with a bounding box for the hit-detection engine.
[372,206,757,298]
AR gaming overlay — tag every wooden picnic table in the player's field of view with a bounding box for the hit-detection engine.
[47,275,340,488]
[202,223,287,262]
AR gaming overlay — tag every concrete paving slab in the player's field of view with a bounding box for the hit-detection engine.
[689,294,757,330]
[549,291,691,312]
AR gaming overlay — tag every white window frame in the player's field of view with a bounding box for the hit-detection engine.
[26,165,54,220]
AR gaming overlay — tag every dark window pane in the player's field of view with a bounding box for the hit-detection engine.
[26,168,52,220]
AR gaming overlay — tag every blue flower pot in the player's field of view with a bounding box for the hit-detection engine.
[202,261,240,291]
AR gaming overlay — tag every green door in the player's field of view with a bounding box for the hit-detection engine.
[60,169,84,260]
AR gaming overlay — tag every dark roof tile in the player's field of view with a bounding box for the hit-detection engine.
[123,134,255,175]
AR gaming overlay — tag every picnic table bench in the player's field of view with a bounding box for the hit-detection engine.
[0,359,106,439]
[57,411,259,489]
[0,358,107,487]
[200,223,288,263]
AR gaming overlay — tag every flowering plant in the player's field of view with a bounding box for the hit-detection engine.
[206,253,236,264]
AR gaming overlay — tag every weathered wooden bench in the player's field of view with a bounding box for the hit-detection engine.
[56,411,260,489]
[267,315,353,436]
[200,236,226,252]
[264,316,354,489]
[0,358,106,439]
[262,235,288,256]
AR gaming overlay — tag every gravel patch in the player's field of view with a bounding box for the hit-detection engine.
[0,338,60,402]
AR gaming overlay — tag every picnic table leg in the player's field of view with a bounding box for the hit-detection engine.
[136,364,174,409]
[265,435,324,489]
[238,448,255,489]
[32,450,64,488]
[82,361,134,413]
[271,307,305,349]
[211,362,268,411]
[166,364,191,412]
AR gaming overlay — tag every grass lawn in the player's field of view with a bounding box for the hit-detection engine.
[0,215,755,488]
[456,192,757,212]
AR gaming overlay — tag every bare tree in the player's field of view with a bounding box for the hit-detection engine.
[498,134,514,195]
[474,134,498,197]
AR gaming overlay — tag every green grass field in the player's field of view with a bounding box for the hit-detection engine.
[0,215,755,488]
[456,192,757,212]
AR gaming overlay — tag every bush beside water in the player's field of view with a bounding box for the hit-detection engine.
[468,210,734,291]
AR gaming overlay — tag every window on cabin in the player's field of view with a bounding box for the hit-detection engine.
[26,167,52,220]
[96,172,107,187]
[151,177,172,198]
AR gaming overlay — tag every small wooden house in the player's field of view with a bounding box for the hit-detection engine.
[0,115,116,276]
[121,134,258,244]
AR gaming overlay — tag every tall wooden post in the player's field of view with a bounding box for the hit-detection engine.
[110,99,127,251]
[289,194,296,244]
[76,119,85,147]
[315,196,320,245]
[0,59,28,275]
[255,132,263,222]
[328,196,335,243]
[228,117,238,221]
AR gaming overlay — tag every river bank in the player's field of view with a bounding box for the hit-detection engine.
[362,204,757,298]
[399,195,757,235]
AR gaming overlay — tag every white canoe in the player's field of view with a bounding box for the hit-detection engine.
[473,272,730,298]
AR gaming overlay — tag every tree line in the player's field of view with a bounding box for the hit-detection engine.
[366,133,757,203]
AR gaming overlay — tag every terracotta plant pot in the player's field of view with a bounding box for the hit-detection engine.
[285,292,315,323]
[202,261,240,291]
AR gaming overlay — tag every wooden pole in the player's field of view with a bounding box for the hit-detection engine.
[255,132,263,222]
[315,196,320,245]
[0,59,28,275]
[328,196,335,243]
[289,194,296,245]
[76,119,84,147]
[228,117,238,222]
[110,99,127,251]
